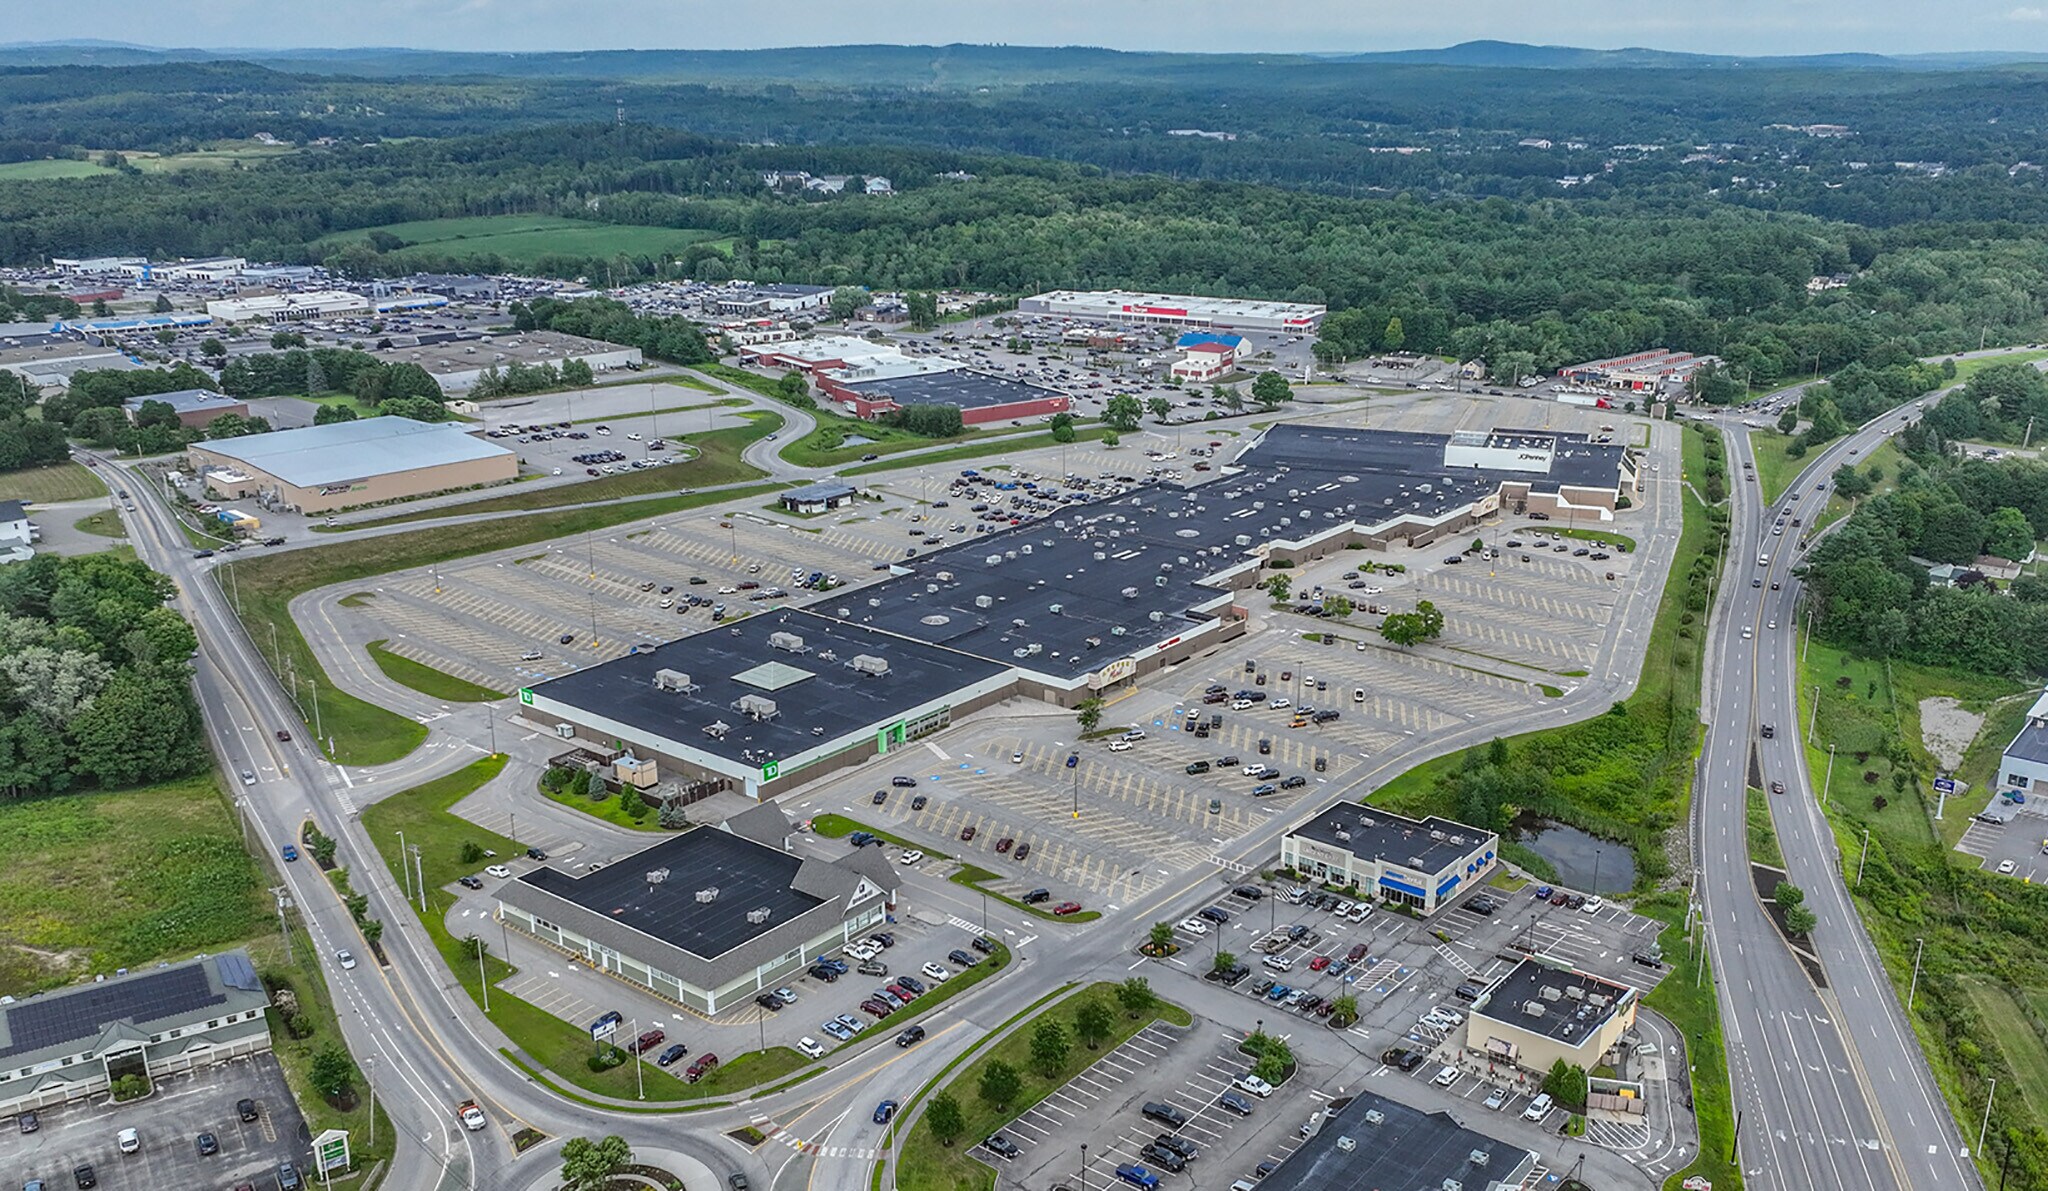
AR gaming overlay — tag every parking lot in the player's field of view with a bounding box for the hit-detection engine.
[1,1057,307,1191]
[1956,798,2048,879]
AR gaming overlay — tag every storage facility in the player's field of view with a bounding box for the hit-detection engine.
[710,283,835,318]
[187,416,517,514]
[1558,348,1717,392]
[1018,289,1326,332]
[495,805,897,1015]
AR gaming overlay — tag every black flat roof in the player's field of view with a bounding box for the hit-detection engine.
[1475,957,1630,1044]
[516,829,820,959]
[526,609,1008,767]
[1257,1089,1535,1191]
[839,369,1066,411]
[1290,804,1494,876]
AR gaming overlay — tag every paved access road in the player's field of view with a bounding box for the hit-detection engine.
[1699,409,1979,1191]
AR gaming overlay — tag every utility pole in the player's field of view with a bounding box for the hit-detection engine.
[413,846,427,915]
[488,704,497,755]
[1822,744,1836,809]
[475,937,490,1012]
[271,886,294,962]
[1807,685,1821,745]
[1907,937,1925,1011]
[366,1054,377,1150]
[1855,827,1871,887]
[1802,603,1814,665]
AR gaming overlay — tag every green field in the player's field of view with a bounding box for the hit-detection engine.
[0,158,114,180]
[1811,440,1905,535]
[539,777,668,833]
[1748,429,1803,505]
[1958,978,2048,1124]
[1952,349,2048,386]
[0,461,106,503]
[318,215,722,267]
[0,777,270,995]
[74,509,125,538]
[366,639,506,702]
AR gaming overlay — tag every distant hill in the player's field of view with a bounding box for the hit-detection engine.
[2,38,2047,82]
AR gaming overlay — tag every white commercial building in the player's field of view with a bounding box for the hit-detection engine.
[1280,802,1498,915]
[2000,690,2048,795]
[206,291,371,323]
[1019,289,1326,332]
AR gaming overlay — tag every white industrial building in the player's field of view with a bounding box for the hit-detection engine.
[1019,289,1327,332]
[207,291,371,323]
[2000,690,2048,795]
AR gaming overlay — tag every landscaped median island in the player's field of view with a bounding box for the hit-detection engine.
[893,980,1190,1191]
[365,638,505,701]
[809,814,1103,923]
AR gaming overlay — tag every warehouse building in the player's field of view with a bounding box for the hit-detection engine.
[823,368,1070,426]
[1467,957,1638,1076]
[1258,1088,1538,1191]
[1558,348,1717,392]
[522,424,1636,798]
[207,291,371,323]
[710,283,835,318]
[495,805,897,1015]
[739,334,903,377]
[0,950,272,1117]
[187,416,516,514]
[1281,803,1498,914]
[1019,289,1326,332]
[123,388,247,428]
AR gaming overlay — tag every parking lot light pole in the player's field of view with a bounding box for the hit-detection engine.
[1981,1077,1998,1152]
[1079,1144,1087,1191]
[1907,937,1926,1012]
[474,937,490,1013]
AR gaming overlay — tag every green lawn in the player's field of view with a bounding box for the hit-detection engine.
[358,755,516,891]
[0,158,114,180]
[896,983,1190,1191]
[539,778,669,832]
[74,509,125,538]
[365,639,505,702]
[317,215,721,269]
[0,776,271,995]
[1680,422,1719,504]
[127,144,297,173]
[0,461,106,503]
[842,426,1114,476]
[692,362,789,400]
[329,414,781,530]
[949,863,1103,923]
[1952,349,2048,386]
[1747,429,1802,505]
[1958,978,2048,1125]
[1746,788,1784,869]
[1635,892,1740,1191]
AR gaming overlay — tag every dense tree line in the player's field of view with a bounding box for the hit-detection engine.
[0,374,68,471]
[511,296,712,366]
[219,347,442,407]
[0,552,206,792]
[1804,442,2048,675]
[1919,362,2048,446]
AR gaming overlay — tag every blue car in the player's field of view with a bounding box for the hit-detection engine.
[873,1100,898,1125]
[821,1020,852,1041]
[1266,984,1291,1002]
[281,844,299,862]
[1115,1164,1160,1189]
[1533,885,1553,900]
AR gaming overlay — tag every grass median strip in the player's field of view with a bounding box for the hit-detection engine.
[1636,892,1739,1191]
[365,639,505,702]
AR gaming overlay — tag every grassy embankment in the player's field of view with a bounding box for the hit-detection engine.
[895,983,1191,1191]
[220,469,786,764]
[1746,429,1802,505]
[0,774,394,1168]
[1791,635,2048,1183]
[0,460,105,503]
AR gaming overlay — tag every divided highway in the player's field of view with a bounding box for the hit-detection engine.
[1699,409,1978,1191]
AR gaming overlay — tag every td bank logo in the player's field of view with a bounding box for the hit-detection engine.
[519,688,534,705]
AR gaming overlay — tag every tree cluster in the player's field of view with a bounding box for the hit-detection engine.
[883,403,964,438]
[512,296,712,366]
[471,356,594,399]
[0,552,206,793]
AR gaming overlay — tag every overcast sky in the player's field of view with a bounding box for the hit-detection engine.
[12,0,2048,56]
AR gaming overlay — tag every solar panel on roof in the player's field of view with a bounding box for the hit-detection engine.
[216,951,260,992]
[0,964,225,1061]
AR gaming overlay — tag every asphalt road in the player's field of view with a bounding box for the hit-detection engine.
[1699,406,1979,1191]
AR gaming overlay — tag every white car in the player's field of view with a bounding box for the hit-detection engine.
[1349,903,1374,922]
[898,850,925,866]
[1245,763,1266,776]
[1235,1073,1275,1097]
[1999,858,2018,874]
[1581,896,1604,914]
[921,962,953,982]
[1420,1011,1453,1032]
[1523,1092,1554,1121]
[1433,1066,1461,1088]
[1178,917,1210,936]
[1270,698,1291,711]
[1109,740,1133,752]
[797,1037,826,1059]
[847,941,881,961]
[1363,585,1383,595]
[117,1127,139,1154]
[1230,699,1254,710]
[1434,1007,1464,1026]
[336,949,357,970]
[485,864,511,879]
[1484,1085,1509,1110]
[1012,751,1024,763]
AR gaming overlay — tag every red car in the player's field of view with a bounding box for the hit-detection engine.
[1346,943,1369,963]
[1308,955,1330,972]
[960,825,977,842]
[684,1054,719,1083]
[1051,901,1083,916]
[1014,843,1031,860]
[995,837,1014,854]
[274,729,292,742]
[887,984,918,1002]
[861,999,892,1017]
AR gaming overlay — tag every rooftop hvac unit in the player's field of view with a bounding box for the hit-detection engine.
[1566,986,1587,1001]
[1468,1150,1490,1167]
[926,583,940,594]
[646,868,670,885]
[985,554,1003,566]
[1588,993,1611,1008]
[736,694,779,720]
[1111,626,1128,636]
[1235,534,1252,546]
[1409,856,1426,868]
[1149,611,1165,623]
[1005,550,1019,561]
[936,570,954,581]
[1336,1136,1356,1153]
[704,721,730,739]
[653,668,693,692]
[1121,586,1140,599]
[1095,551,1109,561]
[1541,985,1563,1001]
[1441,1181,1464,1191]
[1562,1023,1578,1038]
[745,907,772,924]
[694,887,720,903]
[1363,1109,1385,1126]
[1522,1001,1546,1017]
[848,654,890,677]
[1335,829,1351,842]
[554,723,575,739]
[1049,603,1063,614]
[1021,544,1033,554]
[768,631,807,653]
[975,594,994,608]
[868,597,883,608]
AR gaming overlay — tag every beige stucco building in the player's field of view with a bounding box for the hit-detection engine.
[188,416,516,514]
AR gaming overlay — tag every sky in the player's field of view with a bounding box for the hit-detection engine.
[10,0,2048,57]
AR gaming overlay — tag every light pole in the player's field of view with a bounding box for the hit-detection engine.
[1806,685,1821,745]
[1855,827,1871,887]
[365,1054,376,1150]
[474,937,490,1012]
[395,831,413,904]
[1822,744,1836,809]
[1907,937,1925,1012]
[1981,1077,1998,1153]
[1080,1144,1088,1191]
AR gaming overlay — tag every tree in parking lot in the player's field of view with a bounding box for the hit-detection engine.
[1103,393,1143,430]
[1777,408,1799,434]
[1148,921,1176,953]
[1100,431,1119,448]
[1263,573,1292,602]
[1050,411,1077,443]
[1323,595,1352,618]
[1075,996,1115,1050]
[1330,994,1359,1027]
[1250,370,1293,409]
[1147,395,1173,423]
[1075,697,1104,734]
[978,1058,1022,1110]
[559,1134,633,1191]
[1030,1019,1071,1078]
[1210,950,1237,977]
[1116,976,1156,1020]
[309,1046,356,1102]
[925,1091,965,1146]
